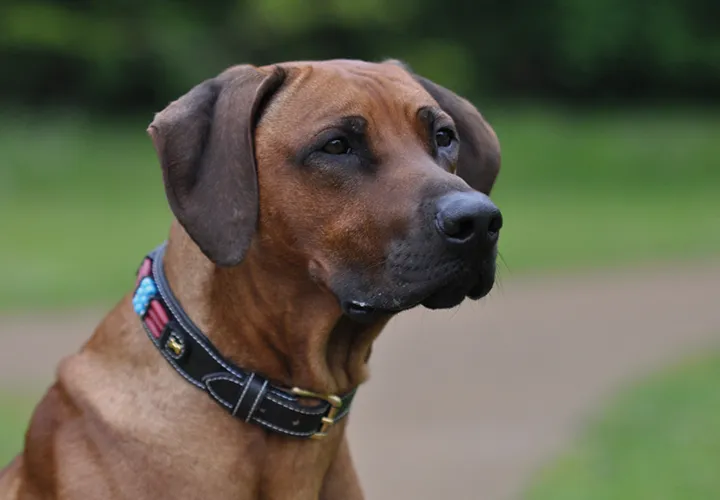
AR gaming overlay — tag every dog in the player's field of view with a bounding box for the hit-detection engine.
[0,59,502,499]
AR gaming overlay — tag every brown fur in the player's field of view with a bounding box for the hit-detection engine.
[0,59,501,499]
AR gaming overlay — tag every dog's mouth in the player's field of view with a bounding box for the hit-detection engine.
[340,269,495,323]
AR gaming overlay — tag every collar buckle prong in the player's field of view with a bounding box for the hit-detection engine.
[291,387,343,440]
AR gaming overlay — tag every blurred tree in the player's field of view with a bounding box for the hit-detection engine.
[0,0,717,114]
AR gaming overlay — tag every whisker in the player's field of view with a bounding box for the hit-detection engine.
[449,302,463,321]
[498,251,511,274]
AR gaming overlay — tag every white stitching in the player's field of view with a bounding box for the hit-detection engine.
[147,248,355,430]
[265,393,327,415]
[143,308,353,430]
[205,374,243,385]
[246,380,269,422]
[270,390,294,401]
[140,322,204,389]
[205,386,232,409]
[203,374,243,410]
[233,373,255,417]
[152,255,246,380]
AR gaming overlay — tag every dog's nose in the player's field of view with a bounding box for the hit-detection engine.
[435,191,503,245]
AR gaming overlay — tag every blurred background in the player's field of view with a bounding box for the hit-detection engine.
[1,0,719,498]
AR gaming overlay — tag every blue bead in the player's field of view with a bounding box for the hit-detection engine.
[132,277,158,318]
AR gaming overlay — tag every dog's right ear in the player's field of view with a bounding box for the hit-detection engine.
[147,66,285,266]
[384,59,501,195]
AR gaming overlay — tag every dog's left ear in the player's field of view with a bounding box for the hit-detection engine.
[385,60,501,194]
[147,66,286,266]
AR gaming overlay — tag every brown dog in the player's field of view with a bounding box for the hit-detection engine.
[0,59,501,499]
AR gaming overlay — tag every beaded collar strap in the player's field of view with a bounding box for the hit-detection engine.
[132,243,356,439]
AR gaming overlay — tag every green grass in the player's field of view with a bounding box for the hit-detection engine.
[0,113,172,310]
[1,107,719,310]
[490,107,720,273]
[0,392,36,468]
[494,188,720,274]
[524,352,720,500]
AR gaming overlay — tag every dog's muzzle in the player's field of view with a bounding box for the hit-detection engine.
[338,190,502,322]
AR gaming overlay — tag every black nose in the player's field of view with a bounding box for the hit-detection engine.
[435,191,503,245]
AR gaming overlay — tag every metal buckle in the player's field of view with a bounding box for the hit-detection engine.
[291,387,343,440]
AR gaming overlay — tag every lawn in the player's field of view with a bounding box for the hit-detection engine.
[1,107,718,310]
[524,352,720,500]
[0,392,36,467]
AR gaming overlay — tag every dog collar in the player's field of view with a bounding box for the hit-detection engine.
[132,243,356,439]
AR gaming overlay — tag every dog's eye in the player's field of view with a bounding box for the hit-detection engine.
[435,128,455,148]
[322,138,351,155]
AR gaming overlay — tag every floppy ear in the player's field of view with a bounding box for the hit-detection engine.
[147,66,285,266]
[385,60,501,194]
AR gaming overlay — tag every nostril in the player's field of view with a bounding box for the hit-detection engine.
[437,215,475,242]
[488,213,503,235]
[445,218,475,240]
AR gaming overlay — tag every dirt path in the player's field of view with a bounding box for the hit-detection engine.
[2,260,720,499]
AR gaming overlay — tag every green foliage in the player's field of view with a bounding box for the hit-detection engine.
[0,392,35,468]
[1,108,719,310]
[525,353,720,499]
[0,0,718,113]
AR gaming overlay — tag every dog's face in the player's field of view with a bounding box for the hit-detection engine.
[149,60,501,322]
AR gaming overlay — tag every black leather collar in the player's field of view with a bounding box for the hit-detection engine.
[132,243,356,439]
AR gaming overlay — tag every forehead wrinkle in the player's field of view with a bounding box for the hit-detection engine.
[260,62,436,147]
[259,75,360,143]
[361,84,433,156]
[324,74,432,149]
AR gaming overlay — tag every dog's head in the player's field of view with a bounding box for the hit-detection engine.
[148,59,502,322]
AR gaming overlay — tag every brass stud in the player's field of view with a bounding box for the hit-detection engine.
[166,336,185,357]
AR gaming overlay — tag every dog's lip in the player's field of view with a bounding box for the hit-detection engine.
[346,298,415,315]
[343,272,495,321]
[345,301,377,315]
[342,300,401,323]
[343,284,464,320]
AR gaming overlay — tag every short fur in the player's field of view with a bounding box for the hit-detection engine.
[0,59,502,500]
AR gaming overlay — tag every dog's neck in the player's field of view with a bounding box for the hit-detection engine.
[162,223,388,395]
